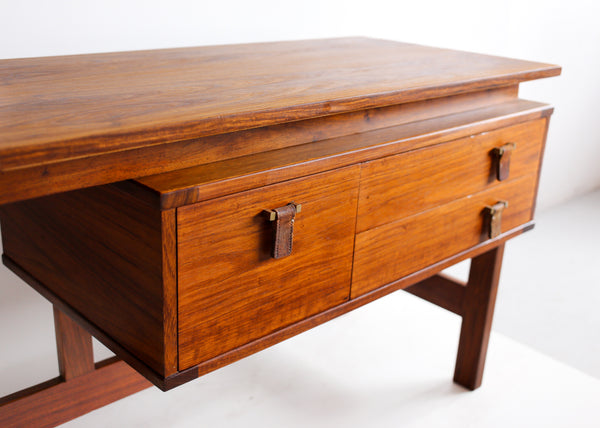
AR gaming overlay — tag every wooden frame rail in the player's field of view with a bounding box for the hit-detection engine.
[0,309,150,428]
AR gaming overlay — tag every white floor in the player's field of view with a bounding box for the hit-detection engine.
[1,190,599,427]
[497,190,600,378]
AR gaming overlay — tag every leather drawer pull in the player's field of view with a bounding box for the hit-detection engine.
[492,142,516,181]
[264,202,301,259]
[484,200,508,239]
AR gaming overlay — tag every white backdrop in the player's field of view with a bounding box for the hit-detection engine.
[1,2,600,422]
[2,0,599,209]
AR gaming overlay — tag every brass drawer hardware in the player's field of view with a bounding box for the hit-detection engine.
[264,202,301,221]
[484,200,508,239]
[492,143,516,181]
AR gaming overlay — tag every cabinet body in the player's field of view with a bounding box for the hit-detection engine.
[0,103,552,389]
[0,38,560,392]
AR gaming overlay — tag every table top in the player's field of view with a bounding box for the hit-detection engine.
[0,37,560,172]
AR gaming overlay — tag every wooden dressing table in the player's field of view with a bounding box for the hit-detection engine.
[0,38,560,427]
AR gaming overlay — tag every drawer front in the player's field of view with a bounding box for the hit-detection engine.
[177,166,359,370]
[351,174,537,298]
[356,119,546,233]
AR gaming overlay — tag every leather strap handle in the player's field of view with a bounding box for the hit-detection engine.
[492,143,516,181]
[483,200,508,239]
[264,202,301,259]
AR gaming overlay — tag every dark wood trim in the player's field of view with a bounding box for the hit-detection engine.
[405,274,466,316]
[0,357,150,428]
[53,307,95,381]
[454,245,505,390]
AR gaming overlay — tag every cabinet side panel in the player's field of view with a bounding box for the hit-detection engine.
[0,185,168,376]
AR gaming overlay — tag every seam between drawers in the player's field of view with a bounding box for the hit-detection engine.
[348,163,364,301]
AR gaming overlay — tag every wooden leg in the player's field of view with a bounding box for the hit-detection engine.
[0,307,150,428]
[405,273,466,316]
[405,244,505,390]
[453,244,504,390]
[53,306,95,380]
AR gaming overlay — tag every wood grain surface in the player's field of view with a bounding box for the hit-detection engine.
[0,185,177,377]
[53,307,95,381]
[177,166,359,369]
[0,37,559,173]
[356,118,546,232]
[135,100,552,209]
[172,223,532,386]
[351,174,538,297]
[405,274,466,316]
[454,245,505,390]
[1,254,189,390]
[0,89,545,207]
[0,37,560,416]
[133,85,518,200]
[0,357,150,428]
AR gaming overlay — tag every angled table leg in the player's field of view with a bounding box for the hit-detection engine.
[405,244,506,390]
[0,307,150,428]
[453,244,505,390]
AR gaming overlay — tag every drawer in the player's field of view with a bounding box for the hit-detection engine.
[177,166,360,370]
[351,174,537,298]
[356,119,546,233]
